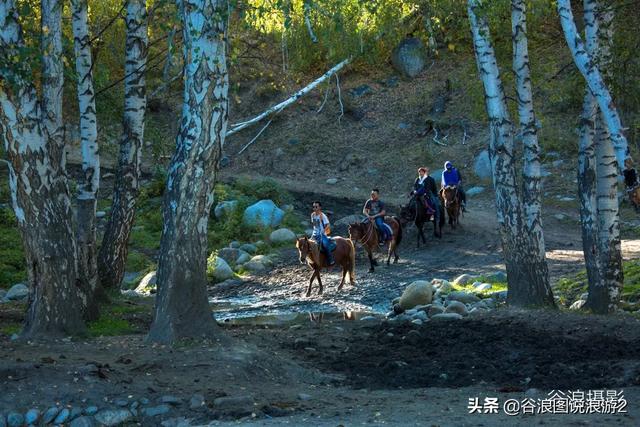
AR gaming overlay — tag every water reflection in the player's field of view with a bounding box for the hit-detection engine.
[219,310,374,326]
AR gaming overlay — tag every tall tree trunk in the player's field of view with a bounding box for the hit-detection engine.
[585,2,623,313]
[147,0,229,344]
[468,0,554,307]
[511,0,550,291]
[1,0,85,338]
[98,0,148,289]
[72,0,102,320]
[557,0,628,170]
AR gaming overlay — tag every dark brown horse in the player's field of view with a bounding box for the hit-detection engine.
[348,217,403,272]
[296,236,356,297]
[399,195,444,247]
[440,185,461,229]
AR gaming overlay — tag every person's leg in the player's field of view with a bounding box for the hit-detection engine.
[431,195,441,222]
[375,217,386,243]
[323,235,335,265]
[458,185,467,210]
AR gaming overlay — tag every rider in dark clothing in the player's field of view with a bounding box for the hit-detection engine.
[363,188,390,245]
[624,158,639,210]
[411,167,440,222]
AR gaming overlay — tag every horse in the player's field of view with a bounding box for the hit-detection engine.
[440,185,461,229]
[399,195,443,247]
[629,186,640,213]
[348,216,403,273]
[296,236,356,297]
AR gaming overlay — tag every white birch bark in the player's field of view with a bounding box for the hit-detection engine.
[557,0,628,170]
[72,0,102,319]
[468,0,554,306]
[587,2,622,313]
[1,0,85,337]
[98,0,148,289]
[148,0,229,343]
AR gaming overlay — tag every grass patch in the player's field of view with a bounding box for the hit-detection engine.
[0,322,22,336]
[87,298,149,337]
[88,317,135,337]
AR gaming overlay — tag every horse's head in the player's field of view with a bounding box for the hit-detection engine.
[295,236,310,264]
[442,185,458,208]
[399,203,415,223]
[348,222,364,241]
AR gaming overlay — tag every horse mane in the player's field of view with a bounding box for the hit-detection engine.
[307,238,322,266]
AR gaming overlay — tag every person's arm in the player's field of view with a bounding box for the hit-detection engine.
[363,201,370,216]
[377,201,386,218]
[441,173,446,188]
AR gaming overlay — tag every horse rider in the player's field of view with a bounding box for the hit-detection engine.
[441,160,467,211]
[310,201,335,265]
[623,158,639,210]
[411,166,441,223]
[363,188,390,246]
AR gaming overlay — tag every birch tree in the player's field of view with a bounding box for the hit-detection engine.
[99,0,148,289]
[467,0,554,306]
[148,0,229,343]
[0,0,86,337]
[72,0,102,319]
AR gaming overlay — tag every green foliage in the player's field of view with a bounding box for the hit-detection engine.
[0,322,22,336]
[0,208,26,288]
[88,316,135,337]
[233,177,292,206]
[125,250,153,272]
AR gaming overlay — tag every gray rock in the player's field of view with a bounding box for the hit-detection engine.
[447,291,480,304]
[6,283,28,300]
[269,228,296,244]
[70,416,96,427]
[243,199,285,228]
[398,122,411,130]
[481,298,496,309]
[466,186,485,196]
[122,271,141,286]
[431,313,463,321]
[96,211,107,219]
[70,407,83,420]
[0,290,5,300]
[229,241,241,249]
[359,315,378,322]
[94,409,132,426]
[391,37,426,78]
[239,243,257,254]
[43,407,61,423]
[160,395,182,405]
[474,150,492,180]
[325,178,338,185]
[207,256,234,281]
[473,283,493,291]
[485,271,507,283]
[334,214,366,228]
[349,84,373,97]
[217,248,241,266]
[142,405,171,417]
[219,155,230,168]
[6,413,22,427]
[570,300,586,310]
[213,395,254,410]
[411,318,423,326]
[412,311,428,321]
[452,274,475,286]
[427,305,445,317]
[298,393,312,401]
[405,329,422,345]
[54,408,70,424]
[140,398,150,405]
[445,300,468,316]
[493,290,508,301]
[236,251,251,265]
[24,409,40,425]
[114,398,130,407]
[287,138,300,145]
[161,417,193,427]
[190,394,205,409]
[399,280,434,310]
[554,213,567,221]
[214,200,238,220]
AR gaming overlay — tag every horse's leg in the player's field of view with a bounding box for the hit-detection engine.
[306,270,317,297]
[338,266,347,291]
[386,241,393,265]
[416,223,421,249]
[317,272,323,295]
[420,223,427,244]
[368,249,375,272]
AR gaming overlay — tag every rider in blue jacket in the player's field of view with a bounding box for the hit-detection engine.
[441,161,466,211]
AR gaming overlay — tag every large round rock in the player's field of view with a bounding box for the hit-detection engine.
[214,200,238,220]
[208,256,235,281]
[399,280,434,310]
[391,37,426,78]
[474,150,492,180]
[270,228,296,244]
[243,200,285,228]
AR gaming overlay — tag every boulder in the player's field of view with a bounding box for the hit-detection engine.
[217,248,241,266]
[485,271,508,283]
[236,251,251,265]
[452,274,476,286]
[445,300,468,316]
[474,150,492,180]
[399,281,434,310]
[391,37,426,78]
[214,200,238,220]
[270,228,296,244]
[466,186,485,197]
[5,283,28,300]
[435,280,453,293]
[94,409,132,426]
[243,200,284,228]
[430,313,463,321]
[135,271,157,294]
[570,300,586,310]
[474,283,493,291]
[207,256,234,281]
[447,291,480,304]
[239,243,257,254]
[427,305,445,317]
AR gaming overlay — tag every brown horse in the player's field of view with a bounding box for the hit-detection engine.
[629,186,640,213]
[348,217,403,272]
[440,185,461,229]
[296,236,356,297]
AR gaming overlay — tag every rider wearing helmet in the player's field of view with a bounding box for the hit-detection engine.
[441,161,467,211]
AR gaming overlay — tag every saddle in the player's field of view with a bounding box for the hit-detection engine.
[312,236,337,252]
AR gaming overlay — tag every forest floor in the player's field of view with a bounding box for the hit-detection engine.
[2,191,640,426]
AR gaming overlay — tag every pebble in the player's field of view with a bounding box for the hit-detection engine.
[160,395,182,405]
[43,407,60,424]
[130,401,139,411]
[96,211,107,219]
[6,413,23,427]
[140,398,150,405]
[431,313,463,321]
[114,398,129,407]
[411,319,423,326]
[70,416,96,427]
[412,311,428,321]
[142,405,171,417]
[326,178,338,185]
[83,406,98,416]
[298,393,312,401]
[190,394,205,409]
[70,407,83,420]
[445,300,468,316]
[54,408,70,424]
[94,409,132,426]
[359,316,378,322]
[213,395,254,410]
[25,409,40,425]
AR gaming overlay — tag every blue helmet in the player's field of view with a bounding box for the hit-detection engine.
[444,161,453,170]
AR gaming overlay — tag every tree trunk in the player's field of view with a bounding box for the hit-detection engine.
[147,0,229,344]
[72,0,102,320]
[1,0,85,338]
[468,0,554,307]
[511,0,550,291]
[557,0,628,170]
[585,2,623,313]
[98,0,148,290]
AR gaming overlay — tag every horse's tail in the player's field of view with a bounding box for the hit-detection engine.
[393,216,403,247]
[348,238,356,283]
